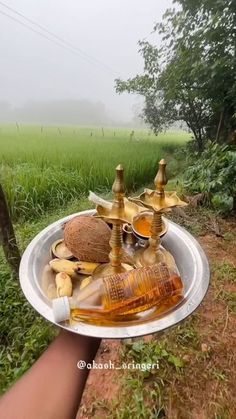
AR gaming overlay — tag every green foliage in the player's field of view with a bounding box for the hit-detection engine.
[0,125,189,221]
[0,252,56,393]
[107,340,185,418]
[0,200,100,394]
[112,380,165,419]
[174,323,200,348]
[184,143,236,213]
[212,261,236,284]
[116,0,236,151]
[215,288,236,314]
[124,340,185,376]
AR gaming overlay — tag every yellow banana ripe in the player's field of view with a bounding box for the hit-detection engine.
[55,272,73,297]
[76,261,100,275]
[49,258,100,276]
[80,276,92,290]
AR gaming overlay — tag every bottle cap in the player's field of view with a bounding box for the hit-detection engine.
[52,297,70,322]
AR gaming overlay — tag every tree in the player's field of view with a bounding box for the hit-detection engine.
[116,0,236,152]
[0,184,21,275]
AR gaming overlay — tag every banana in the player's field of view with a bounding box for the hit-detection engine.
[76,261,100,275]
[55,272,72,297]
[80,276,92,290]
[50,259,76,276]
[49,259,99,276]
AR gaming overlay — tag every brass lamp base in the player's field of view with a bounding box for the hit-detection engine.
[134,245,177,270]
[92,262,133,279]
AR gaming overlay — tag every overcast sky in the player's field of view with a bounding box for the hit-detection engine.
[0,0,173,121]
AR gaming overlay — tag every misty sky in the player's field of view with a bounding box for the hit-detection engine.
[0,0,173,121]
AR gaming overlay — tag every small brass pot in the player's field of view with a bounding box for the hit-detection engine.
[132,211,167,240]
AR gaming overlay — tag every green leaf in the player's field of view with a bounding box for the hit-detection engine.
[168,354,184,368]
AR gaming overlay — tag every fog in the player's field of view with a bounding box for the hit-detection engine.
[0,0,173,125]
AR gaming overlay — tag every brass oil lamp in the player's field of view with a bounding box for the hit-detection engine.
[129,159,187,268]
[93,164,142,278]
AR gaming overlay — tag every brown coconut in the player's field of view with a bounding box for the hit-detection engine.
[64,215,111,263]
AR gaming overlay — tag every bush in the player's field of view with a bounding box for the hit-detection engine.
[184,142,236,214]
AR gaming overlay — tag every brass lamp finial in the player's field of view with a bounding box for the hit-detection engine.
[112,164,125,196]
[154,159,167,195]
[111,164,125,218]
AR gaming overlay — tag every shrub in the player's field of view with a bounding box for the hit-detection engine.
[184,142,236,214]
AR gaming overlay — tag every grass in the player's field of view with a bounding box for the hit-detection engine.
[0,197,96,394]
[212,261,236,284]
[90,338,186,418]
[93,310,233,418]
[215,289,236,314]
[0,125,189,221]
[0,251,56,393]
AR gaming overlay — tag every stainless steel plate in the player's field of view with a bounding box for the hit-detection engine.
[19,210,210,339]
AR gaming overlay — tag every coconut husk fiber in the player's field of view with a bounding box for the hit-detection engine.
[64,215,111,263]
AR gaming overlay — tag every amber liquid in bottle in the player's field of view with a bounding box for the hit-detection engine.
[71,263,183,322]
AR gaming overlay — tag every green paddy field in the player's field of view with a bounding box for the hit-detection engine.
[0,125,189,221]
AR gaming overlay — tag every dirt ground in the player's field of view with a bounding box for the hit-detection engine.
[77,210,236,419]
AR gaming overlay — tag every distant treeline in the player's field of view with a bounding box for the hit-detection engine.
[0,99,115,126]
